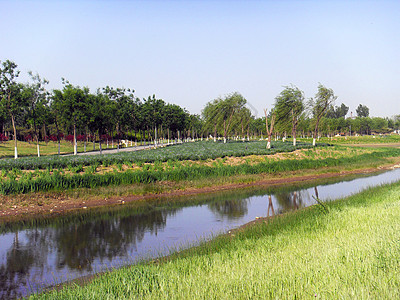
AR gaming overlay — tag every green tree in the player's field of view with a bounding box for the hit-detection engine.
[52,80,89,155]
[141,95,166,146]
[25,71,49,157]
[87,91,114,153]
[356,104,369,117]
[274,85,305,146]
[309,84,337,146]
[326,103,349,118]
[202,92,247,143]
[164,104,187,141]
[0,60,22,158]
[102,86,136,146]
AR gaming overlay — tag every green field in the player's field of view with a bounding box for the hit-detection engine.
[30,178,400,299]
[300,133,400,144]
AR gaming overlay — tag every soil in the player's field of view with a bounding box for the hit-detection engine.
[1,163,398,223]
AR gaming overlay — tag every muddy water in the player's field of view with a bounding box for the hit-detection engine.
[1,168,400,299]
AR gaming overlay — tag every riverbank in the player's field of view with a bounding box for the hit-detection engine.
[30,172,400,299]
[1,145,400,223]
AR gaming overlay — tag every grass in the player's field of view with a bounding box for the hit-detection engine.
[0,143,399,196]
[30,178,400,299]
[0,140,93,158]
[300,133,400,144]
[1,145,399,195]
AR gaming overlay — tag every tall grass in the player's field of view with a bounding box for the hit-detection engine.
[1,147,399,195]
[30,179,400,299]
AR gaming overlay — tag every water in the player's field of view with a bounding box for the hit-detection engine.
[1,168,400,299]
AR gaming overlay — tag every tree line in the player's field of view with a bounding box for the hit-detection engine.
[1,59,400,158]
[0,59,202,158]
[202,84,400,148]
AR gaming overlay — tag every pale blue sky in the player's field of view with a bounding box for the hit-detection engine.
[1,0,399,118]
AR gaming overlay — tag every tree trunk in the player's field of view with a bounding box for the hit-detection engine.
[223,119,227,143]
[154,126,157,148]
[11,113,17,159]
[214,122,217,142]
[73,123,77,155]
[36,138,40,157]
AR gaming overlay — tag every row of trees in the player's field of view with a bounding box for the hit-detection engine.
[0,59,201,158]
[202,84,400,148]
[1,59,400,158]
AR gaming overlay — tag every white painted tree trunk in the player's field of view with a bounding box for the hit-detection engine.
[267,141,271,149]
[313,138,316,146]
[223,137,226,143]
[37,144,40,157]
[74,125,77,155]
[14,147,18,159]
[293,137,296,147]
[154,126,157,148]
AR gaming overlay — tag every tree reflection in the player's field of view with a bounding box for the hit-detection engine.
[0,231,48,299]
[267,195,275,217]
[0,207,179,298]
[274,190,305,212]
[54,209,176,271]
[208,199,248,219]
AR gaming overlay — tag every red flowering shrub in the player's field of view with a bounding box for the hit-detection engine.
[0,134,8,142]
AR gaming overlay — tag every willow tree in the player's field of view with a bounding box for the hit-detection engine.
[202,92,247,143]
[0,60,21,158]
[309,84,337,146]
[274,85,304,146]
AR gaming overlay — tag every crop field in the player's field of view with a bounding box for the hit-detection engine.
[0,140,317,171]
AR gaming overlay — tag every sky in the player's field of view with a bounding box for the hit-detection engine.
[1,0,399,118]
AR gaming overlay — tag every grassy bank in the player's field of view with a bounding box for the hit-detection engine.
[31,179,400,299]
[1,142,400,195]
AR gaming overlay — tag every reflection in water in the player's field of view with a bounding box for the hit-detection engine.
[0,209,177,299]
[1,168,400,298]
[208,199,248,220]
[275,190,306,211]
[267,195,275,217]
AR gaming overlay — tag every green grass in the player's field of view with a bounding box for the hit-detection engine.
[0,140,98,158]
[30,180,400,299]
[1,146,399,195]
[300,134,400,144]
